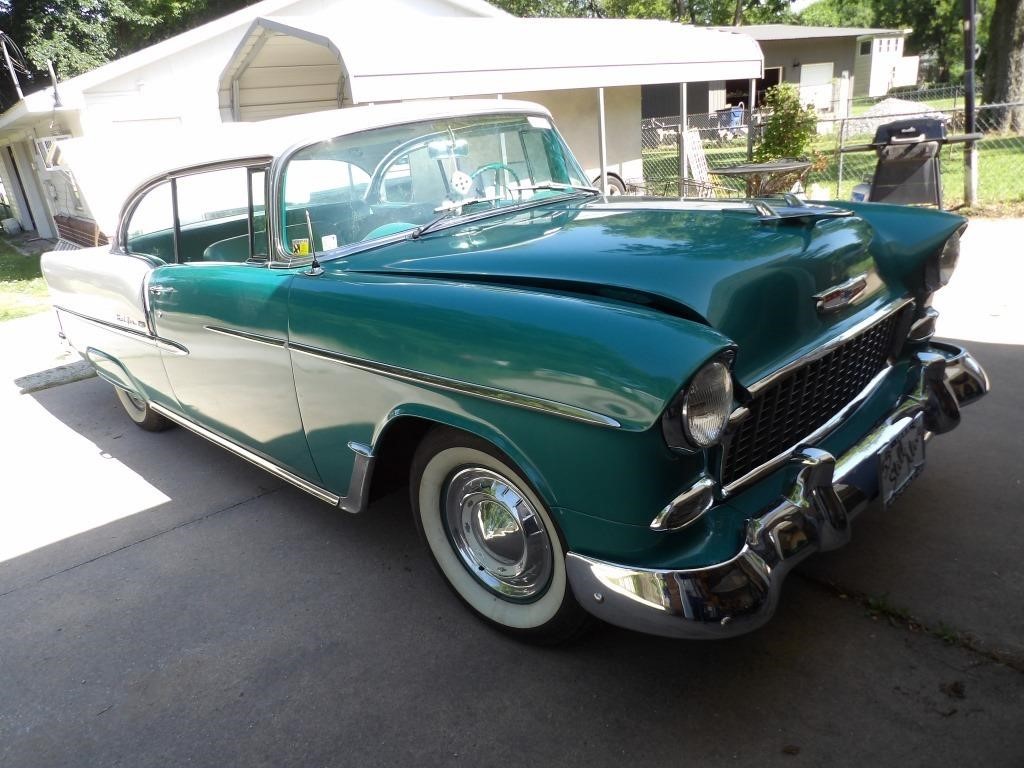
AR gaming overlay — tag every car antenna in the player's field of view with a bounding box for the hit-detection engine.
[303,210,323,276]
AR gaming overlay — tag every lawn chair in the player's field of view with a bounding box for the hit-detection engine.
[682,130,739,198]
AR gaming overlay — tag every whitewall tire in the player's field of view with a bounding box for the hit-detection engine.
[411,429,590,644]
[114,386,172,432]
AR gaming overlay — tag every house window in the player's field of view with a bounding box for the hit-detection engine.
[860,41,871,56]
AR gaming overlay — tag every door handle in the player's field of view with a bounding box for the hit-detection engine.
[149,285,175,295]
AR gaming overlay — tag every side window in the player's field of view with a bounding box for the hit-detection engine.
[175,167,253,263]
[125,182,174,262]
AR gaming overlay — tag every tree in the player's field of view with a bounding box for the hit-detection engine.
[797,0,873,27]
[983,0,1024,130]
[490,0,795,23]
[0,0,252,108]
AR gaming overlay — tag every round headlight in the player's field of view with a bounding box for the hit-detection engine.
[924,231,961,292]
[682,360,734,449]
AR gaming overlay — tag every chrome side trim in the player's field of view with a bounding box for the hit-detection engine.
[744,296,913,396]
[289,342,622,429]
[149,402,341,506]
[721,363,893,496]
[204,325,288,348]
[55,305,189,356]
[340,449,375,514]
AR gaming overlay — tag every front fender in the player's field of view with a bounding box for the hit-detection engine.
[288,271,733,433]
[834,201,966,294]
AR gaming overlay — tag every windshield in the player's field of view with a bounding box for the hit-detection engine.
[279,113,590,255]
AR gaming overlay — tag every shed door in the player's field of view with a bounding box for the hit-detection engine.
[799,63,834,112]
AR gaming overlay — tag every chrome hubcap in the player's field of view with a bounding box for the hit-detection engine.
[444,468,553,601]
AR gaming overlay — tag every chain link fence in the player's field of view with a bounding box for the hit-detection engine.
[640,92,1024,208]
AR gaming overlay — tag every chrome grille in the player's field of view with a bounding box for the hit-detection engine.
[721,308,906,488]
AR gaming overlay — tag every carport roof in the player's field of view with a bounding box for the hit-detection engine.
[719,24,910,41]
[218,15,763,116]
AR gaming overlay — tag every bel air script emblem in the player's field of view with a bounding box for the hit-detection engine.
[813,274,868,314]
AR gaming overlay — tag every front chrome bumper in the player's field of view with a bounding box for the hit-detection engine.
[565,343,989,639]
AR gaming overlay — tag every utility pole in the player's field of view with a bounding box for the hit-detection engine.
[0,32,24,100]
[963,0,978,206]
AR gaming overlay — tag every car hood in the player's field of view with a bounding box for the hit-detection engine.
[341,197,895,383]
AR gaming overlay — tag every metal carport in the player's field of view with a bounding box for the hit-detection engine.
[217,15,764,192]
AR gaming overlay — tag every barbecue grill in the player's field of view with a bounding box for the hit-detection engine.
[841,117,982,208]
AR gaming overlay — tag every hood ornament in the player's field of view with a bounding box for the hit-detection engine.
[814,274,868,314]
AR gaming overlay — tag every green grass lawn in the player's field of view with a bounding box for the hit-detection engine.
[0,239,50,322]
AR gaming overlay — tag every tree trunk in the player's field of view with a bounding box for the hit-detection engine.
[983,0,1024,131]
[732,0,744,25]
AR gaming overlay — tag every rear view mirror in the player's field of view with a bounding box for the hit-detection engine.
[428,139,469,160]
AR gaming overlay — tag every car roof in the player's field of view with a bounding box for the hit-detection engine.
[161,99,551,173]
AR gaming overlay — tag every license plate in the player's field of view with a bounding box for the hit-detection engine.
[879,415,926,507]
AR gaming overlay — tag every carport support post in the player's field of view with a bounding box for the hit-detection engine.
[598,87,608,195]
[679,82,688,198]
[746,78,756,161]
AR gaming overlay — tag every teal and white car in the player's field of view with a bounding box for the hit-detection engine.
[43,99,989,643]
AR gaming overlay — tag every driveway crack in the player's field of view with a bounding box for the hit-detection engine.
[795,571,1024,674]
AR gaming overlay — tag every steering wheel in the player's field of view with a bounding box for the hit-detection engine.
[469,162,521,200]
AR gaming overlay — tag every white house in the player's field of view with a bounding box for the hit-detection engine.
[0,0,762,242]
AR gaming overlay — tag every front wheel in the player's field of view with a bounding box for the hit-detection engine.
[114,386,172,432]
[411,429,590,644]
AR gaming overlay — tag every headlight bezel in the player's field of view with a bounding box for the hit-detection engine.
[662,353,736,453]
[922,225,965,294]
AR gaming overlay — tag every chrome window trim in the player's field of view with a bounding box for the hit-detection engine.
[269,111,594,266]
[116,155,275,259]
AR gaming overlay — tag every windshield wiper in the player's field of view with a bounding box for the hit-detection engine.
[409,185,598,240]
[410,196,504,239]
[515,182,600,195]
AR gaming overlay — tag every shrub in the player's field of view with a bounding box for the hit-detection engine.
[754,83,818,162]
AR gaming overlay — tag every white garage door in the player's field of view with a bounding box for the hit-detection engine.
[799,62,834,112]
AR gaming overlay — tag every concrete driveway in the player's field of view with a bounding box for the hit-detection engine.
[1,220,1022,767]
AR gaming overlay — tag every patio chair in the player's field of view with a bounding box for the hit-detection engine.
[682,130,740,198]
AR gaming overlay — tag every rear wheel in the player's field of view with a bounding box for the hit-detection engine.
[593,174,627,195]
[411,429,590,644]
[114,386,172,432]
